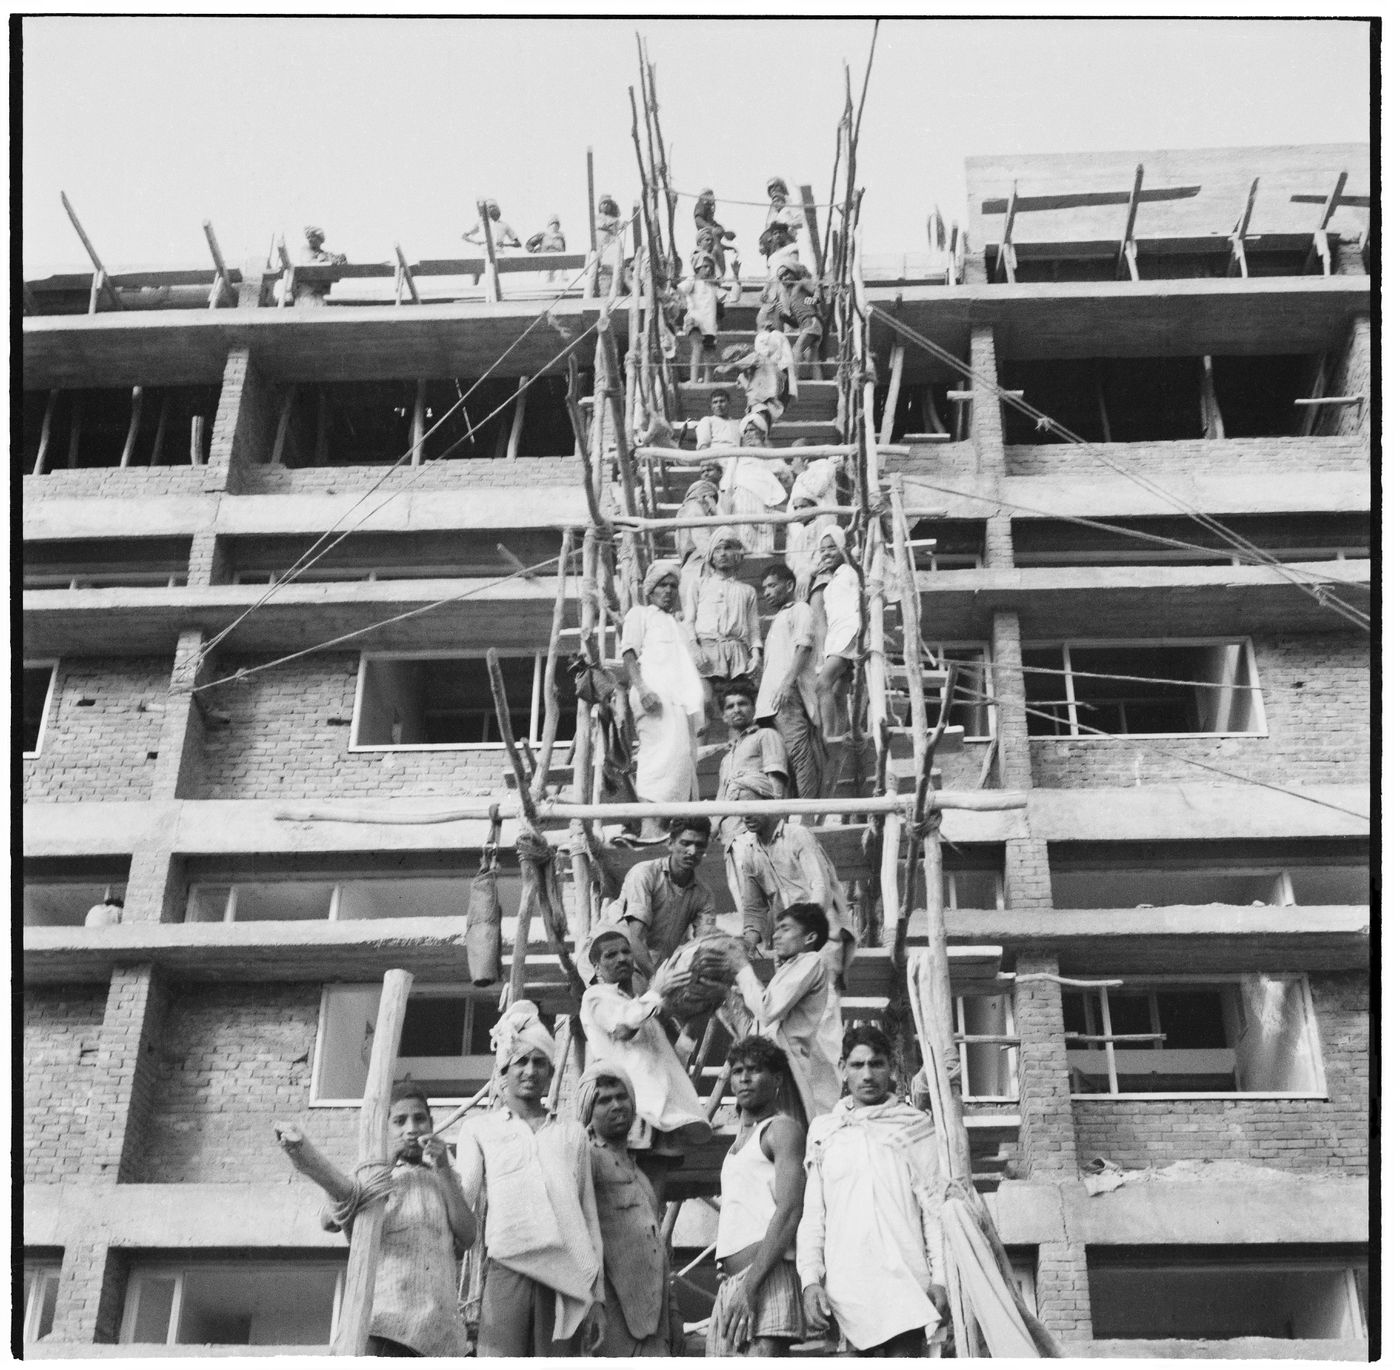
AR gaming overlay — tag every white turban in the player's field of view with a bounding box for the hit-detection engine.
[642,559,683,602]
[490,1000,555,1073]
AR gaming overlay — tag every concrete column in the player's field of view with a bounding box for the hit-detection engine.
[991,610,1033,791]
[983,511,1015,569]
[186,528,227,589]
[969,326,1005,476]
[47,1242,128,1345]
[87,965,169,1184]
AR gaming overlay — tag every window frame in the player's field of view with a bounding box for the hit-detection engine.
[1023,637,1267,740]
[889,640,996,743]
[119,1261,346,1346]
[22,1258,62,1343]
[22,659,59,758]
[957,992,1019,1102]
[311,982,497,1107]
[349,645,584,752]
[1064,973,1327,1101]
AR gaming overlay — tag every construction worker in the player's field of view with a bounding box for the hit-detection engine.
[463,199,521,251]
[576,1063,677,1355]
[797,1025,950,1357]
[293,225,347,306]
[454,1002,605,1356]
[707,1035,809,1356]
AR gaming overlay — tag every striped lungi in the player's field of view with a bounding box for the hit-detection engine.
[705,1258,805,1356]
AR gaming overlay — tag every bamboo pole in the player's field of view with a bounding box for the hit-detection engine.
[478,200,501,303]
[613,506,857,532]
[33,390,57,475]
[120,387,144,468]
[533,529,576,799]
[60,192,122,310]
[331,967,413,1356]
[203,220,234,306]
[276,791,1027,828]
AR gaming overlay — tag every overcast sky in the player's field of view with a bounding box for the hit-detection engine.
[20,16,1372,275]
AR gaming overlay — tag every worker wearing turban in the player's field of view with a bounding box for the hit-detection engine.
[490,999,555,1077]
[575,1060,638,1130]
[621,561,705,840]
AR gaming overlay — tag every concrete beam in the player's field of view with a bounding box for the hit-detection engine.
[986,1175,1369,1245]
[912,559,1371,637]
[24,274,1370,390]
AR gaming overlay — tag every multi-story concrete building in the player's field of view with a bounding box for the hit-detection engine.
[22,142,1371,1356]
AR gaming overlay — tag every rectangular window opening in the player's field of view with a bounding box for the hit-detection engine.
[314,984,497,1104]
[24,385,218,473]
[352,653,576,750]
[1023,640,1264,738]
[23,1256,62,1343]
[1063,975,1324,1096]
[23,536,193,590]
[120,1259,346,1346]
[22,661,58,756]
[1087,1246,1368,1341]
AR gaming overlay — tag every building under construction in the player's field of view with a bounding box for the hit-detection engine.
[21,130,1372,1357]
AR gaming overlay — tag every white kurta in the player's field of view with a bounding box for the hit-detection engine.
[796,1099,946,1350]
[721,456,788,555]
[580,982,711,1145]
[815,562,861,659]
[621,604,705,806]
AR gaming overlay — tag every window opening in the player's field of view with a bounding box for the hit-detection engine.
[313,984,497,1103]
[908,519,985,570]
[888,643,994,741]
[957,993,1018,1100]
[353,653,577,749]
[1087,1246,1368,1340]
[1023,641,1264,737]
[874,380,960,440]
[185,870,523,923]
[120,1260,345,1346]
[1062,976,1323,1096]
[24,386,218,473]
[22,661,58,756]
[22,1258,62,1343]
[23,536,192,590]
[1001,357,1204,445]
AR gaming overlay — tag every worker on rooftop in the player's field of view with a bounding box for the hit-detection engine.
[580,927,712,1205]
[797,1025,950,1357]
[707,1035,809,1357]
[765,177,807,239]
[526,215,568,282]
[620,563,706,843]
[593,194,629,295]
[454,1002,605,1356]
[463,199,522,251]
[293,225,347,307]
[576,1063,678,1355]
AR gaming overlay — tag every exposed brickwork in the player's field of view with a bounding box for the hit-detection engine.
[1004,837,1053,911]
[90,966,171,1182]
[22,986,107,1184]
[196,652,511,800]
[241,456,582,495]
[1013,951,1079,1184]
[1005,436,1369,478]
[1071,971,1368,1176]
[122,847,187,925]
[49,1242,129,1344]
[153,629,213,801]
[22,465,212,500]
[991,611,1033,790]
[202,348,250,494]
[882,440,981,483]
[1315,317,1370,438]
[1035,1241,1092,1340]
[983,512,1014,569]
[1029,633,1370,789]
[140,981,360,1183]
[969,327,1004,473]
[186,527,228,588]
[22,657,170,802]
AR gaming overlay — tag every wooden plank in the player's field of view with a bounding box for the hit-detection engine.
[33,390,57,475]
[799,183,824,275]
[393,244,420,306]
[202,220,234,306]
[980,184,1201,214]
[331,968,413,1356]
[1117,164,1144,281]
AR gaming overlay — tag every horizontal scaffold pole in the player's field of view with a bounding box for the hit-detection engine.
[635,443,911,462]
[614,505,858,531]
[275,791,1027,828]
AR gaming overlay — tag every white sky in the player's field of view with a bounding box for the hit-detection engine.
[20,16,1372,276]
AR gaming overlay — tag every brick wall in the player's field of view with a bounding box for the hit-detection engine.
[197,653,511,800]
[139,982,359,1183]
[240,456,581,495]
[1013,950,1078,1180]
[1316,317,1370,438]
[22,986,107,1184]
[883,441,980,484]
[1029,633,1370,789]
[1005,436,1369,478]
[1071,971,1368,1176]
[22,466,213,501]
[23,657,171,802]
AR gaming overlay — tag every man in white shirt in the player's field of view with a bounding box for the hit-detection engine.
[797,1025,949,1356]
[695,389,744,451]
